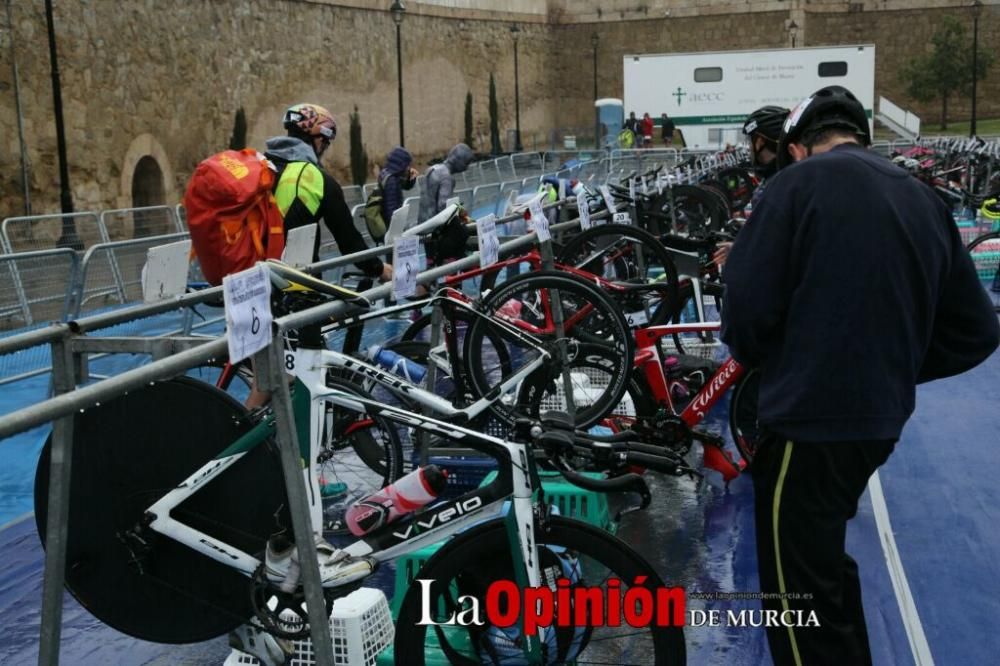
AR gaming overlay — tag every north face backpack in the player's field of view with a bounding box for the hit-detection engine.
[183,149,286,285]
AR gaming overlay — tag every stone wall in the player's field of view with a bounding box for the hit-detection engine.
[1,0,997,222]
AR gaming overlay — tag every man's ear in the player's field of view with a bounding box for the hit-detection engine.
[788,142,809,163]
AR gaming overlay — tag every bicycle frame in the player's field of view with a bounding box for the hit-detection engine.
[147,343,547,582]
[630,321,747,481]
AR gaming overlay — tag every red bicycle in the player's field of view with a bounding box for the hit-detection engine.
[603,321,760,483]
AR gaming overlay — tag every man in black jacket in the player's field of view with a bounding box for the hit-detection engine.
[721,86,999,665]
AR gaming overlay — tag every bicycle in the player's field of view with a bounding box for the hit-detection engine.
[965,205,1000,312]
[33,264,687,664]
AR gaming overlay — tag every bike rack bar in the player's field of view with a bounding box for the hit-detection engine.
[255,344,337,666]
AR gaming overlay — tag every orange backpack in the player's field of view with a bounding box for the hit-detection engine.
[183,149,286,285]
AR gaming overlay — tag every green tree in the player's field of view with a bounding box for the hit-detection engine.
[227,107,247,150]
[464,91,475,149]
[901,15,994,129]
[488,73,503,155]
[349,105,369,187]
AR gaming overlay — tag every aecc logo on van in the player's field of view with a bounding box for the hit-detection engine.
[672,87,725,106]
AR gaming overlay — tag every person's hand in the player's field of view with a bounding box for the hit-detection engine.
[712,241,734,270]
[407,167,419,180]
[379,263,394,283]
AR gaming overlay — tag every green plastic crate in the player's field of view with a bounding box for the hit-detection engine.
[479,470,616,534]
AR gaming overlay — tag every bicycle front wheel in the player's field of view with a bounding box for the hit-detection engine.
[393,516,686,665]
[464,270,634,429]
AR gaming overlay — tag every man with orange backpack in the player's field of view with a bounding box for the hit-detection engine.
[265,103,393,282]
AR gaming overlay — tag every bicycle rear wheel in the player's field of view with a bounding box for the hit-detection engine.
[393,516,686,665]
[557,223,680,328]
[464,271,633,429]
[34,377,288,643]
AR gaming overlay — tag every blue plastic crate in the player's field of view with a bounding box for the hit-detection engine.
[429,456,498,499]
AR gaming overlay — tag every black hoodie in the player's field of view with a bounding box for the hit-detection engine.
[721,143,999,441]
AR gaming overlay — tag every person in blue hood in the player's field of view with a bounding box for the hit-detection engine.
[378,146,418,229]
[418,143,474,222]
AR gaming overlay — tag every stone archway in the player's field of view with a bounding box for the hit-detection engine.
[119,133,177,238]
[131,155,167,236]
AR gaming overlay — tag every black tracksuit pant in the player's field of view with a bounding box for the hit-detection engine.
[752,433,896,666]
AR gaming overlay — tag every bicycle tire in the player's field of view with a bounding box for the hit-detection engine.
[319,376,405,534]
[393,515,686,665]
[557,223,681,328]
[729,368,761,467]
[34,377,288,643]
[463,270,633,429]
[401,310,513,377]
[651,185,726,238]
[185,356,254,403]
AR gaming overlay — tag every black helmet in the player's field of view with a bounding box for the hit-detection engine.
[743,105,789,143]
[743,105,790,176]
[776,86,871,170]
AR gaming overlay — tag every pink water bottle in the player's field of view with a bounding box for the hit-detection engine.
[345,465,448,537]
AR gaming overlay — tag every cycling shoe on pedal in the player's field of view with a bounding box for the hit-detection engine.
[229,622,293,666]
[265,534,375,593]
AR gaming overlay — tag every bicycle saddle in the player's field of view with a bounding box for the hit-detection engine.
[266,259,371,308]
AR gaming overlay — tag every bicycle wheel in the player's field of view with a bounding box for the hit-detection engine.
[185,356,254,403]
[319,376,404,534]
[729,368,761,466]
[394,516,686,665]
[651,185,726,238]
[464,271,633,429]
[34,377,289,643]
[966,231,1000,311]
[557,224,680,328]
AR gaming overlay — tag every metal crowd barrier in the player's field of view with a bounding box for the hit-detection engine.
[0,193,595,666]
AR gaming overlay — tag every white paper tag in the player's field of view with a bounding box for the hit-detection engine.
[629,178,636,201]
[282,225,317,268]
[577,193,592,230]
[612,211,632,224]
[476,214,500,268]
[599,185,616,215]
[223,263,273,364]
[625,309,649,327]
[392,235,420,299]
[142,239,191,303]
[528,199,550,242]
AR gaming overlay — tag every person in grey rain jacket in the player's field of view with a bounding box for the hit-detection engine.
[418,143,474,222]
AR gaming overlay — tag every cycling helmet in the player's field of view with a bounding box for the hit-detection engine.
[282,103,337,141]
[743,105,790,176]
[776,86,871,169]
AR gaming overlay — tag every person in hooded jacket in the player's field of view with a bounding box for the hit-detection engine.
[378,146,418,230]
[265,103,392,283]
[418,143,474,222]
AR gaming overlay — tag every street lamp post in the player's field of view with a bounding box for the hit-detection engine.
[511,25,522,152]
[390,0,406,146]
[44,0,80,249]
[788,20,799,49]
[592,33,600,150]
[970,0,983,138]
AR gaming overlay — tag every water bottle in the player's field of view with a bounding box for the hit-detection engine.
[345,465,449,536]
[367,345,427,384]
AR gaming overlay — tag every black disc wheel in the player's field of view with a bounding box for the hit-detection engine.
[394,516,686,665]
[34,377,290,643]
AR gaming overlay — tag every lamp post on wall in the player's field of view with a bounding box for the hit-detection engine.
[511,24,523,152]
[787,20,799,49]
[390,0,406,146]
[592,33,600,150]
[970,0,983,138]
[44,0,81,249]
